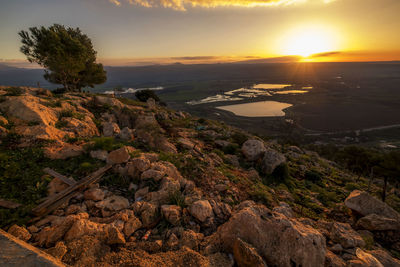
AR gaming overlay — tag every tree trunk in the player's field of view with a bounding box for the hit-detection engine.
[382,176,388,202]
[367,167,374,193]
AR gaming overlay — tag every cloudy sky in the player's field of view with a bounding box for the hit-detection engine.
[0,0,399,66]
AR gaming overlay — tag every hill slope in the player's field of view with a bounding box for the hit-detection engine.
[0,86,399,266]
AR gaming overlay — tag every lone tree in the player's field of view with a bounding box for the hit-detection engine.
[19,24,106,92]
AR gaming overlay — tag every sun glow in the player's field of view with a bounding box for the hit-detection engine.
[279,25,340,59]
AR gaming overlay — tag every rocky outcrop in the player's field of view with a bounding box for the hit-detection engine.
[233,238,267,267]
[217,202,326,267]
[241,139,266,161]
[0,95,57,126]
[345,190,400,221]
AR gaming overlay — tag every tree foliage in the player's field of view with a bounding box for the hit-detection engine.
[135,89,160,102]
[19,24,106,92]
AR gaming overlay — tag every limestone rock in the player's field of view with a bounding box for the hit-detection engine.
[106,146,134,164]
[123,216,142,237]
[64,219,104,241]
[15,125,70,141]
[241,139,266,161]
[262,148,286,174]
[345,190,400,221]
[84,188,105,202]
[189,200,214,223]
[356,214,400,231]
[105,225,126,245]
[369,249,400,267]
[217,203,326,267]
[354,248,383,267]
[233,238,267,267]
[62,116,99,137]
[44,143,83,160]
[330,222,365,248]
[325,250,346,267]
[161,205,182,225]
[93,95,124,109]
[118,127,134,141]
[7,225,32,242]
[102,122,120,137]
[95,195,129,216]
[0,95,57,126]
[90,150,108,161]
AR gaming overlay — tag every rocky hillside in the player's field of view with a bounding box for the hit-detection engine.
[0,86,400,266]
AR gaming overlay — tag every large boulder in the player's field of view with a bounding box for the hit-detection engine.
[356,214,400,231]
[106,146,135,164]
[61,116,99,137]
[330,222,365,248]
[44,143,83,160]
[261,148,286,174]
[241,140,266,161]
[345,190,400,221]
[0,95,57,126]
[15,125,71,141]
[369,249,400,267]
[217,203,326,267]
[93,95,124,109]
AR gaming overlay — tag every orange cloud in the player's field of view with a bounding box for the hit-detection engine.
[109,0,334,10]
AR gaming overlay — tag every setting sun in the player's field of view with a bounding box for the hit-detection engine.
[279,25,340,59]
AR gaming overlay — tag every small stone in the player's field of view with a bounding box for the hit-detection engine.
[106,225,126,245]
[8,224,32,241]
[84,188,105,201]
[189,200,214,223]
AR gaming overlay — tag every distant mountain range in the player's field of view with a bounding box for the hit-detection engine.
[1,61,400,91]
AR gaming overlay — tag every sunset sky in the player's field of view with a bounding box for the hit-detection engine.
[1,0,399,67]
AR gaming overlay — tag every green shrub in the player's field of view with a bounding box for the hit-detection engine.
[55,120,68,129]
[231,132,248,146]
[168,190,187,208]
[4,87,23,96]
[222,144,238,155]
[135,89,160,102]
[88,137,122,152]
[304,170,323,182]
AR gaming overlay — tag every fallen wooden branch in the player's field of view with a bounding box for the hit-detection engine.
[0,199,21,209]
[43,168,76,186]
[32,164,112,217]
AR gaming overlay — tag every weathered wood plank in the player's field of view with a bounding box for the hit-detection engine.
[0,199,21,209]
[32,164,112,216]
[43,168,76,186]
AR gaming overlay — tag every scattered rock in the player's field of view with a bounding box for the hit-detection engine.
[261,148,286,174]
[90,150,108,161]
[241,139,266,161]
[189,200,214,223]
[161,205,182,225]
[95,195,129,216]
[46,241,68,260]
[330,222,365,248]
[369,249,400,267]
[44,143,83,160]
[118,127,134,141]
[233,238,267,267]
[123,216,142,237]
[106,146,134,164]
[325,250,346,267]
[7,225,32,242]
[102,122,120,137]
[105,225,126,245]
[84,188,105,202]
[217,202,326,267]
[356,213,400,231]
